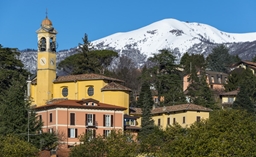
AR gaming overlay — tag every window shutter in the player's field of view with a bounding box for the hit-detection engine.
[93,129,96,138]
[103,114,106,126]
[85,129,88,135]
[68,128,70,138]
[85,114,87,125]
[93,114,96,126]
[103,130,106,138]
[75,129,77,138]
[111,115,113,127]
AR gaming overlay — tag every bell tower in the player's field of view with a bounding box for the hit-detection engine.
[36,14,57,106]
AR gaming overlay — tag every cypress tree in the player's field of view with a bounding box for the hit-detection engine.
[139,82,154,138]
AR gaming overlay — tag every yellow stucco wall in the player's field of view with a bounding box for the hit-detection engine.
[135,111,210,129]
[222,96,236,103]
[103,91,130,114]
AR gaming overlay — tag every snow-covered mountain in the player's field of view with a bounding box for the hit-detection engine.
[20,18,256,74]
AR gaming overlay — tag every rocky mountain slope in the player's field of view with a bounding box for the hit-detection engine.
[19,18,256,74]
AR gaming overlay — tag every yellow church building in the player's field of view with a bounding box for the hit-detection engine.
[27,16,131,114]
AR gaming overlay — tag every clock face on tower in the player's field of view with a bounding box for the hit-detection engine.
[40,57,47,65]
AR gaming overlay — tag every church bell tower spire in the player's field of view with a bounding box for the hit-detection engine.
[36,14,58,106]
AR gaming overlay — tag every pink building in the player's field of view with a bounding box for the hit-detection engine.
[35,98,126,148]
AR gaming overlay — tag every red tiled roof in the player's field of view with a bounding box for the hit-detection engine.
[130,104,212,115]
[54,73,124,83]
[35,98,126,111]
[130,107,142,114]
[219,90,238,96]
[101,82,131,91]
[152,104,212,114]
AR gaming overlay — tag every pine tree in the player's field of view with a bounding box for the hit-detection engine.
[149,49,186,105]
[233,85,254,113]
[139,82,155,138]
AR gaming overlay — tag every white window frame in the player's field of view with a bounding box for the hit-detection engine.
[105,115,111,127]
[70,128,76,138]
[87,114,93,126]
[104,130,111,137]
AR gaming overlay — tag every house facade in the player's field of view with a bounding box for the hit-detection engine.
[219,90,238,108]
[130,104,212,129]
[183,70,228,91]
[35,98,125,147]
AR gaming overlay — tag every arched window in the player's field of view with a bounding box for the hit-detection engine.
[62,87,68,97]
[87,86,94,96]
[39,37,46,51]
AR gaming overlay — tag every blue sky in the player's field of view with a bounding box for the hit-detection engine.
[0,0,256,50]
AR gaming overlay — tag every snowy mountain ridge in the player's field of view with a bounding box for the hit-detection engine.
[20,18,256,74]
[92,18,256,58]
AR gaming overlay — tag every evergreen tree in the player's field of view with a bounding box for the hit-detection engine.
[149,49,186,105]
[233,84,254,113]
[139,82,155,138]
[180,53,206,74]
[206,44,238,73]
[58,34,118,75]
[186,66,215,109]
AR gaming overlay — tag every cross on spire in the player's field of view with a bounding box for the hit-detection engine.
[46,8,48,18]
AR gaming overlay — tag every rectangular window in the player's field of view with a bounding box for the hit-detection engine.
[167,117,170,125]
[39,115,42,122]
[183,117,186,124]
[154,98,159,103]
[68,128,77,138]
[218,77,221,83]
[70,113,75,125]
[48,128,53,133]
[49,113,52,123]
[103,130,111,138]
[104,115,113,127]
[211,76,214,83]
[86,114,95,126]
[197,116,201,122]
[173,118,176,125]
[86,129,96,138]
[158,119,161,126]
[228,97,234,103]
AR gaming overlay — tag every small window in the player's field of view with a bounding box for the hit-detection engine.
[70,113,75,125]
[62,87,68,97]
[68,128,77,138]
[49,113,52,123]
[158,119,161,126]
[228,97,234,103]
[154,98,159,103]
[211,76,214,83]
[103,130,111,138]
[218,77,221,83]
[197,116,201,122]
[167,117,170,125]
[86,129,96,139]
[86,114,95,126]
[183,117,186,124]
[48,128,53,133]
[104,115,113,127]
[88,86,94,96]
[92,102,95,106]
[173,118,176,125]
[39,115,42,122]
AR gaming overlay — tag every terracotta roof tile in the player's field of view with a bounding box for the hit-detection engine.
[35,98,126,111]
[152,104,212,114]
[101,82,131,91]
[130,104,212,115]
[54,73,124,83]
[130,107,142,114]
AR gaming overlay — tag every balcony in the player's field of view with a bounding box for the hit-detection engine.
[86,121,98,128]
